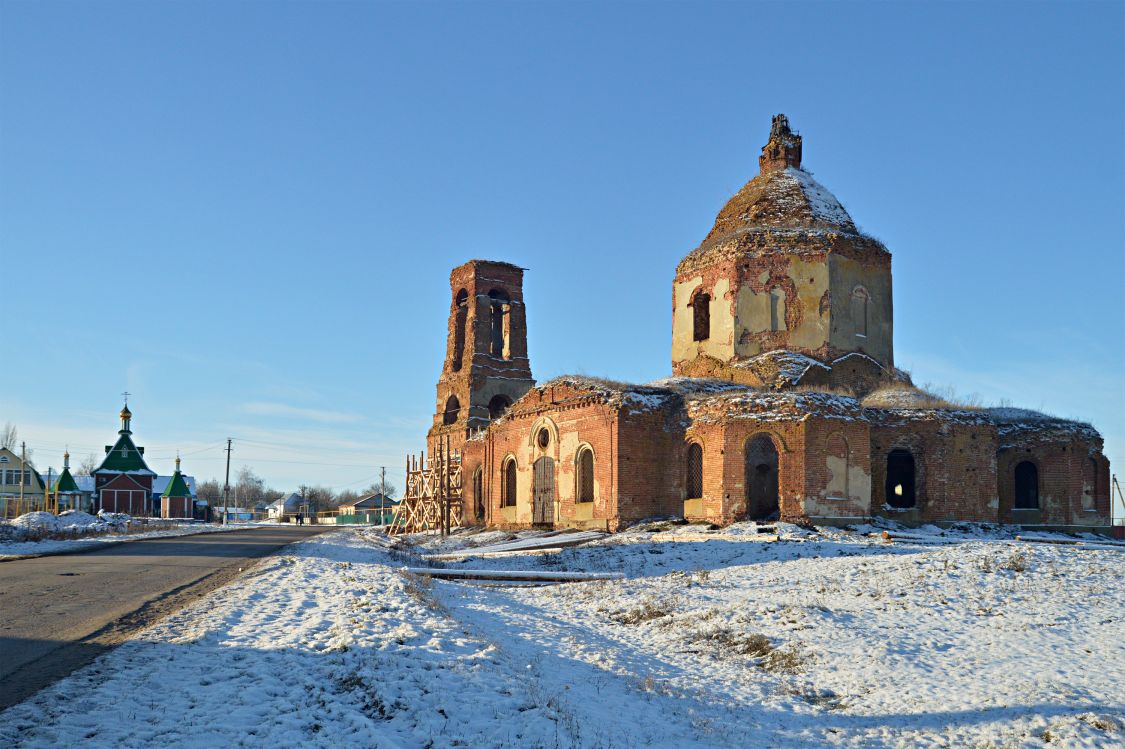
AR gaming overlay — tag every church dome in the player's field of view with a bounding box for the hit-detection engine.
[702,163,857,244]
[679,114,885,275]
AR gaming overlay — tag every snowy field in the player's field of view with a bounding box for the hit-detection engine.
[0,511,265,560]
[1,524,1121,748]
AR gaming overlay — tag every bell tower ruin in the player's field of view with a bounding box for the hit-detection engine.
[428,260,534,454]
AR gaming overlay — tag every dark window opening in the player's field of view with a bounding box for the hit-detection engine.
[577,448,594,503]
[885,449,916,508]
[1014,461,1039,510]
[452,289,468,372]
[473,468,484,521]
[537,428,550,449]
[692,292,711,342]
[488,289,511,358]
[488,395,512,421]
[686,443,703,499]
[745,435,779,520]
[1088,457,1099,498]
[502,459,517,507]
[442,395,460,426]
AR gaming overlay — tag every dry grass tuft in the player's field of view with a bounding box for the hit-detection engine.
[760,643,808,674]
[611,596,677,625]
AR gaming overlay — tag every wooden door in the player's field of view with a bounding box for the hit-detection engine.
[533,457,554,525]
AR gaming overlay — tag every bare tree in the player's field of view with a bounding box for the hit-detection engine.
[298,485,334,513]
[332,489,361,508]
[196,479,222,504]
[366,481,397,499]
[234,466,267,506]
[1,423,16,451]
[76,453,99,477]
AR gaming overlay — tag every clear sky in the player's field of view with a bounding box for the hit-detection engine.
[1,1,1122,505]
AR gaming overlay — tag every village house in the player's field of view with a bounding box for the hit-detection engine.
[421,115,1112,534]
[337,492,399,524]
[267,492,302,521]
[0,446,47,516]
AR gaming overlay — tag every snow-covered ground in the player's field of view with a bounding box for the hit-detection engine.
[1,525,1121,748]
[0,511,264,560]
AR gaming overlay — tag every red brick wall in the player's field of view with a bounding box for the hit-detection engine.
[715,420,808,524]
[870,420,998,524]
[997,437,1110,527]
[803,417,872,520]
[481,385,620,530]
[614,408,685,525]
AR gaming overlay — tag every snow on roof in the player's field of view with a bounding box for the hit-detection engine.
[688,388,864,424]
[503,366,1100,443]
[152,474,198,497]
[70,474,198,495]
[732,350,832,387]
[985,408,1100,444]
[268,493,302,509]
[532,376,680,413]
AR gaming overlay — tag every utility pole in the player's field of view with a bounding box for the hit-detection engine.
[380,466,386,521]
[19,441,26,510]
[222,438,232,525]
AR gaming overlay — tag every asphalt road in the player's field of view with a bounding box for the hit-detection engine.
[0,525,332,710]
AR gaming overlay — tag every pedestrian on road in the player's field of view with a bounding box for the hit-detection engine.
[296,512,304,526]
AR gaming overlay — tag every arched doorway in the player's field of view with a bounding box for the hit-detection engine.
[532,457,554,525]
[744,434,779,520]
[885,450,916,508]
[1014,461,1038,509]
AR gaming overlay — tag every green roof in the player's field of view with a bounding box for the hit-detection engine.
[95,433,154,474]
[161,470,192,498]
[52,467,80,493]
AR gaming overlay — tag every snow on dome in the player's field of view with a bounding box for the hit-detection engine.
[700,166,858,248]
[678,118,889,276]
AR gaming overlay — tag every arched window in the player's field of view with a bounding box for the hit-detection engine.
[691,291,710,342]
[488,289,511,358]
[473,467,484,520]
[576,447,595,503]
[452,289,468,372]
[1014,461,1038,509]
[769,288,786,332]
[501,458,517,507]
[442,395,460,425]
[825,432,850,499]
[851,287,870,338]
[488,394,512,421]
[885,449,915,508]
[686,442,703,499]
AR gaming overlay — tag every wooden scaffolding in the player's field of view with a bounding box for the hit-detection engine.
[388,436,463,535]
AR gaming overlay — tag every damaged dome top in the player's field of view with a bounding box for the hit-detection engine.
[700,114,859,249]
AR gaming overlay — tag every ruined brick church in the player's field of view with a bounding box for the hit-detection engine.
[423,115,1112,533]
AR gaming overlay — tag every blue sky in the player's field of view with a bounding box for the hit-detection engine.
[1,1,1122,503]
